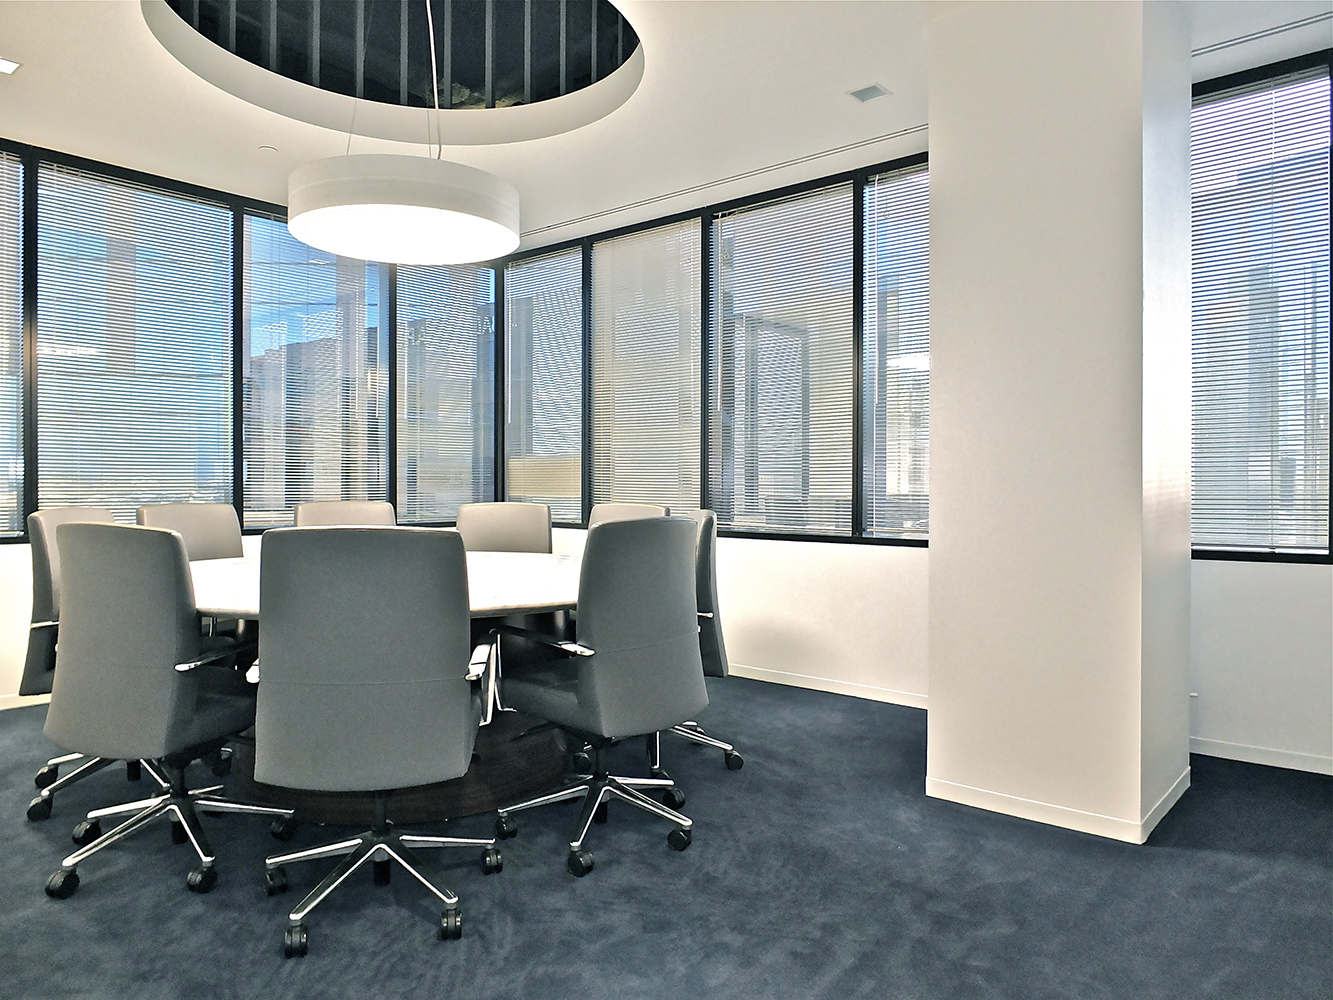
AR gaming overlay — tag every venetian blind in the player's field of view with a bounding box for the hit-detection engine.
[590,219,701,512]
[1191,68,1330,553]
[708,183,855,534]
[0,154,20,536]
[505,248,583,523]
[863,164,930,539]
[36,164,232,522]
[243,216,387,528]
[397,264,495,522]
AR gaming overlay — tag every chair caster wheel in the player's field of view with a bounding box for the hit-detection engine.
[570,750,591,773]
[45,869,79,899]
[187,866,218,894]
[71,820,101,847]
[170,819,188,844]
[373,859,391,886]
[662,786,686,810]
[204,747,232,777]
[264,867,289,896]
[481,847,503,875]
[270,815,298,841]
[667,827,692,852]
[35,764,59,789]
[125,760,142,781]
[440,907,462,940]
[494,814,517,840]
[724,750,744,770]
[27,795,53,822]
[593,802,608,824]
[567,849,594,877]
[283,923,309,958]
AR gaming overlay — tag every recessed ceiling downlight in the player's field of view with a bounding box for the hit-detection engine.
[287,155,520,266]
[0,58,21,75]
[849,83,890,103]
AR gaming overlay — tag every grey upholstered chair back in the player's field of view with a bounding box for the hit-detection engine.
[587,502,668,527]
[43,523,211,761]
[573,517,708,738]
[19,506,116,697]
[455,502,552,553]
[136,503,243,561]
[293,500,396,526]
[255,527,479,792]
[683,509,729,678]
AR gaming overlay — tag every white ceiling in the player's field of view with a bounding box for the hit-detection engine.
[0,0,1328,252]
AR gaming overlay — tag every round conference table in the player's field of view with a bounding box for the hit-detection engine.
[189,550,583,824]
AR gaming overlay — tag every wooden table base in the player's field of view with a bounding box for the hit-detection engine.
[225,712,568,825]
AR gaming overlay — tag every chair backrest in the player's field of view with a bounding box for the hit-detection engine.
[43,523,213,761]
[682,509,729,678]
[255,527,478,793]
[19,506,116,697]
[587,502,669,527]
[136,503,243,561]
[293,500,397,527]
[573,517,708,738]
[455,502,551,553]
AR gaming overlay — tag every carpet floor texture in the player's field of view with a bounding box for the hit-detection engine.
[0,677,1328,1000]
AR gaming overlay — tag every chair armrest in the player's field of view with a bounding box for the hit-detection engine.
[174,640,258,673]
[466,643,493,681]
[697,611,714,619]
[30,620,58,630]
[491,623,595,657]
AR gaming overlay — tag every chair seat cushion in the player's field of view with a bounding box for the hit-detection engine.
[502,667,585,733]
[172,689,258,752]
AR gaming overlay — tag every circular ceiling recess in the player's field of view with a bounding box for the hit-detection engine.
[142,0,644,145]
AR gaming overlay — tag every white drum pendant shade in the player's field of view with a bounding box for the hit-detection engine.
[287,154,520,265]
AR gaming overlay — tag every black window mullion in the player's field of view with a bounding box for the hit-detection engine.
[21,150,37,528]
[493,264,506,502]
[700,210,713,513]
[851,170,866,537]
[231,208,244,525]
[580,236,592,523]
[385,262,398,507]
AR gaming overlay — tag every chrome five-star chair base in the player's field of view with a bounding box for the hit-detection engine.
[264,790,502,958]
[29,754,171,821]
[669,721,745,770]
[495,742,693,878]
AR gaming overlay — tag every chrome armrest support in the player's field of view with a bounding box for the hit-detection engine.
[174,640,257,673]
[491,623,595,657]
[466,643,493,681]
[30,620,58,630]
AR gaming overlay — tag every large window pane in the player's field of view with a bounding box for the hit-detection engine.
[505,248,582,523]
[1192,69,1330,553]
[37,165,232,522]
[709,184,854,534]
[0,154,20,536]
[243,216,386,528]
[863,164,930,539]
[397,264,495,522]
[591,220,700,511]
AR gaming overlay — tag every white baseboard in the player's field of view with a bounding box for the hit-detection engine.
[727,663,928,710]
[1191,736,1333,775]
[926,764,1192,845]
[0,693,49,712]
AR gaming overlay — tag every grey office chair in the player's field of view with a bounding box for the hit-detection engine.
[22,507,163,818]
[587,502,668,527]
[492,517,708,877]
[41,522,293,900]
[256,527,501,958]
[456,501,552,552]
[136,502,244,560]
[292,500,396,526]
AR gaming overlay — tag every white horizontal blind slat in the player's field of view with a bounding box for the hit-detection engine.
[863,164,929,539]
[505,248,582,522]
[709,184,855,534]
[397,264,495,522]
[1191,69,1331,553]
[0,154,20,535]
[243,216,387,528]
[591,219,701,512]
[36,164,232,523]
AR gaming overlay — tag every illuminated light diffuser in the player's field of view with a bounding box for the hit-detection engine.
[287,154,519,265]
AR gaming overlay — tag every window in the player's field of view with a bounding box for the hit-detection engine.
[591,220,701,512]
[863,164,930,539]
[0,154,20,536]
[36,165,232,522]
[505,248,583,523]
[709,184,855,534]
[1191,66,1331,554]
[243,216,387,528]
[397,264,495,522]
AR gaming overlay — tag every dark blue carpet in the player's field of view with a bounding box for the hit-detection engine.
[0,678,1328,1000]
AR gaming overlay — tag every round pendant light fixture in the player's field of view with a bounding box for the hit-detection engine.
[287,154,520,265]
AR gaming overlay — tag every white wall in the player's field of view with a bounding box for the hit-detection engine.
[0,544,33,709]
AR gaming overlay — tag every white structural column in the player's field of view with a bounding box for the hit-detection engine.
[925,1,1192,843]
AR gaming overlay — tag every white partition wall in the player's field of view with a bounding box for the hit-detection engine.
[925,1,1193,843]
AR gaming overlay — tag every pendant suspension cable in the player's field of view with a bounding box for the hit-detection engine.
[425,0,443,159]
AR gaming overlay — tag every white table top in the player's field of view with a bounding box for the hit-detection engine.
[190,551,581,619]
